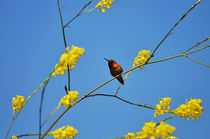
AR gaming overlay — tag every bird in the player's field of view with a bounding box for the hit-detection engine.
[104,58,124,85]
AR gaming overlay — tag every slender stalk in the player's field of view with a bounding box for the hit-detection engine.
[39,75,51,139]
[184,55,210,67]
[156,114,175,126]
[41,44,209,138]
[41,105,61,128]
[64,0,93,28]
[16,133,51,138]
[57,0,67,48]
[57,0,71,91]
[184,37,209,53]
[147,45,209,65]
[87,94,155,110]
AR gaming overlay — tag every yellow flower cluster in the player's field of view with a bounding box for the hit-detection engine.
[52,46,85,76]
[50,125,78,139]
[59,91,79,108]
[174,98,203,120]
[155,122,176,139]
[125,122,176,139]
[12,136,18,139]
[95,0,114,13]
[133,50,151,69]
[125,133,135,139]
[136,122,156,138]
[155,97,171,116]
[12,95,25,114]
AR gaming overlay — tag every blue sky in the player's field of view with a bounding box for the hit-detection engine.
[1,0,210,138]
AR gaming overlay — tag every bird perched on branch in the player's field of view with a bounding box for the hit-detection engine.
[104,58,124,85]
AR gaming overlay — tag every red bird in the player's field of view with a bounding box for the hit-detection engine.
[104,58,124,85]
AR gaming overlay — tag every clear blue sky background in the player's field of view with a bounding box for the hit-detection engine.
[1,0,209,138]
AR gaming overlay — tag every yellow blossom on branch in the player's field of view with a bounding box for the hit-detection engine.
[52,46,85,76]
[50,125,78,139]
[95,0,114,13]
[59,91,79,108]
[155,122,176,139]
[12,136,18,139]
[125,133,136,139]
[12,95,25,114]
[136,122,156,138]
[133,50,151,69]
[155,97,171,116]
[125,122,176,139]
[174,98,203,120]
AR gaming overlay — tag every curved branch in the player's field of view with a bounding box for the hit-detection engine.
[184,55,210,67]
[39,75,51,139]
[87,94,155,110]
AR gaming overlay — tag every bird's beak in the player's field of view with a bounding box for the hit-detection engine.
[104,58,109,61]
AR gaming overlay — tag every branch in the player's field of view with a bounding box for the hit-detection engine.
[87,94,155,110]
[156,114,175,126]
[184,37,210,53]
[184,55,210,67]
[39,75,51,139]
[63,0,93,28]
[57,0,71,92]
[16,133,51,138]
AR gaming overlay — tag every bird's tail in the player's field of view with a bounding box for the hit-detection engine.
[117,75,124,85]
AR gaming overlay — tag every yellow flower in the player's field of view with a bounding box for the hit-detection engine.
[67,91,79,101]
[174,98,203,120]
[133,50,151,69]
[50,125,78,139]
[155,97,171,116]
[12,136,18,139]
[12,95,25,114]
[125,133,136,139]
[155,122,176,138]
[95,0,114,13]
[52,46,85,76]
[59,91,79,108]
[126,122,176,139]
[137,122,156,139]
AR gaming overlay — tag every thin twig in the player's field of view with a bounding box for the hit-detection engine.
[147,45,209,65]
[41,105,61,128]
[57,0,67,48]
[16,133,51,138]
[57,0,71,91]
[87,94,155,110]
[184,55,210,67]
[156,114,175,126]
[39,76,51,139]
[184,37,210,53]
[63,0,93,28]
